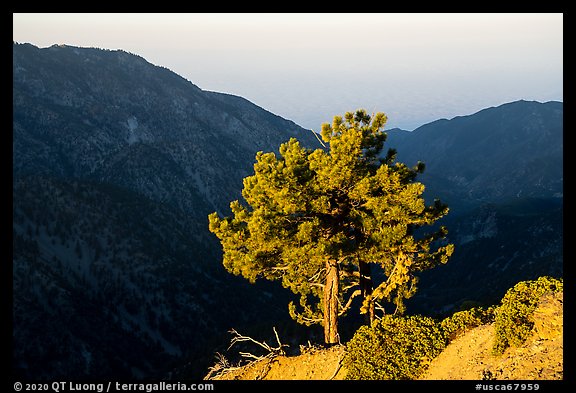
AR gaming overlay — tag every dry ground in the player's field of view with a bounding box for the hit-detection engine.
[208,292,562,380]
[421,291,563,380]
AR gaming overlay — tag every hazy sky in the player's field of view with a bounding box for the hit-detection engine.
[13,13,563,130]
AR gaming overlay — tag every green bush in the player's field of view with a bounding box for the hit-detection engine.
[344,314,445,380]
[440,306,495,342]
[343,276,562,379]
[492,276,563,355]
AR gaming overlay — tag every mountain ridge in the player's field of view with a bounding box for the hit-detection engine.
[388,99,563,133]
[13,42,321,379]
[12,42,562,379]
[386,99,562,206]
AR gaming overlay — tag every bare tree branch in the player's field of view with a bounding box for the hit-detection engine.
[339,289,362,316]
[310,129,327,149]
[299,314,324,324]
[228,327,289,359]
[207,327,290,380]
[308,268,325,283]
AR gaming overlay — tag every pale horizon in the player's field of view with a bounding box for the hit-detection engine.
[13,13,563,130]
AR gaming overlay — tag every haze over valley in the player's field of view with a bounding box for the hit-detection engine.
[12,13,563,131]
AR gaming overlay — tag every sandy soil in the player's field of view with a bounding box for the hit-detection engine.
[209,345,347,380]
[421,292,563,380]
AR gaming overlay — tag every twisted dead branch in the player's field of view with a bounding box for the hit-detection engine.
[205,327,289,380]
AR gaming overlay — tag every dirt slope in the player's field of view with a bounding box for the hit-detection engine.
[209,345,347,380]
[208,292,562,380]
[421,291,563,380]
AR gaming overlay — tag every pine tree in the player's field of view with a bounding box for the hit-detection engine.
[208,110,454,344]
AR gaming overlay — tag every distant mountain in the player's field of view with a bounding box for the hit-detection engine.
[384,101,563,314]
[12,42,321,379]
[13,43,320,217]
[386,100,563,210]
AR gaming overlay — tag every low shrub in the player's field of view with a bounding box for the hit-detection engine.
[492,276,563,355]
[343,276,562,379]
[344,314,445,380]
[441,306,495,342]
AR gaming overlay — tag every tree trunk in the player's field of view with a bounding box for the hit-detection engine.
[323,259,339,344]
[359,260,375,325]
